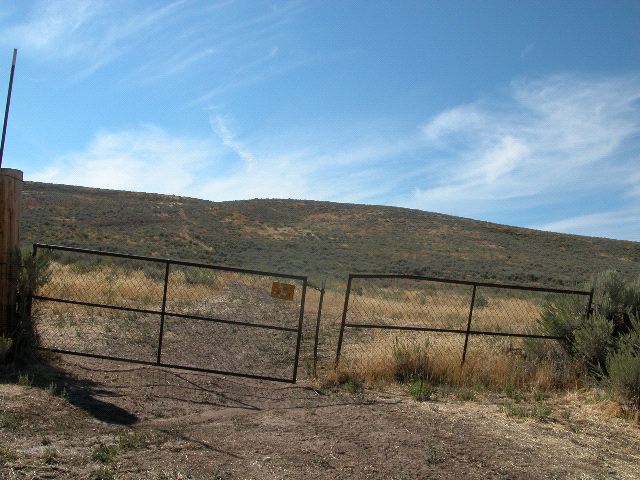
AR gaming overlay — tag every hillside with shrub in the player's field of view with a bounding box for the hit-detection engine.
[21,181,640,286]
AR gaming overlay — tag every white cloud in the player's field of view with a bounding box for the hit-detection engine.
[30,126,215,195]
[210,115,256,167]
[481,136,528,183]
[413,74,640,220]
[27,120,312,201]
[197,115,309,200]
[27,117,405,204]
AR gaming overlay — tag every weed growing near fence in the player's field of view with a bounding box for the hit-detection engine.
[538,270,640,417]
[410,378,433,401]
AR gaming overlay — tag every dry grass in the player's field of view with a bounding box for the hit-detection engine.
[349,286,545,334]
[329,333,583,393]
[39,262,222,310]
[37,261,305,315]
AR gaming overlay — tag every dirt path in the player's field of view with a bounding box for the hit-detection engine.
[1,356,639,479]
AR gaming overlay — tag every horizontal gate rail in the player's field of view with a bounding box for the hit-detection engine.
[31,295,163,316]
[336,272,593,365]
[342,322,564,340]
[32,295,300,333]
[164,311,299,333]
[37,348,293,383]
[33,243,306,280]
[32,243,308,383]
[348,273,591,295]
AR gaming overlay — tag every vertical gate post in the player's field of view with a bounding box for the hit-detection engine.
[312,279,326,377]
[335,274,353,366]
[291,278,308,383]
[461,284,476,365]
[0,168,22,338]
[156,261,170,364]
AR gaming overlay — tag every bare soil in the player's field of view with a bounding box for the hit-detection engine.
[1,355,639,479]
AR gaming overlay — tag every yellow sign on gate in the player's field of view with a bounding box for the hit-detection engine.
[271,282,295,301]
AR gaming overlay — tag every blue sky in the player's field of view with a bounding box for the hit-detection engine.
[1,1,639,240]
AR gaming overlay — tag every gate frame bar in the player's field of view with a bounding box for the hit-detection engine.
[32,243,308,383]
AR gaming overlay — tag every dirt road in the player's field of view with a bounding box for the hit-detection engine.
[1,356,639,479]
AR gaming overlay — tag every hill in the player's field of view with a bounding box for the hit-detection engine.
[20,181,640,287]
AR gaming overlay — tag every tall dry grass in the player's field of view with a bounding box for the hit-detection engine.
[323,280,588,391]
[329,333,583,392]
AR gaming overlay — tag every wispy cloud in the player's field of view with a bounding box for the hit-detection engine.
[74,0,189,77]
[412,74,640,227]
[1,0,216,75]
[0,0,104,57]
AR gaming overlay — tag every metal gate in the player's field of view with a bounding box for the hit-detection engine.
[32,244,307,383]
[335,273,593,366]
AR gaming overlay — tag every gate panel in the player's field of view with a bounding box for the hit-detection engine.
[336,273,593,366]
[32,244,307,383]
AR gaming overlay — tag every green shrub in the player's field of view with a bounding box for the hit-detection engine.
[539,270,639,373]
[17,372,32,386]
[607,350,640,409]
[410,378,433,401]
[343,377,363,394]
[456,386,477,401]
[183,267,218,286]
[474,293,489,309]
[606,315,640,408]
[573,313,614,371]
[92,444,118,464]
[539,294,586,354]
[595,270,640,334]
[426,445,443,464]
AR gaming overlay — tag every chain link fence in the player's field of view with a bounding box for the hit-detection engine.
[32,243,307,383]
[335,274,593,373]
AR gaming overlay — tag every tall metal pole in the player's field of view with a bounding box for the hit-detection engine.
[0,48,18,168]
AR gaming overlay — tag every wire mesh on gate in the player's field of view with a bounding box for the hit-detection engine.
[32,243,307,383]
[335,273,593,368]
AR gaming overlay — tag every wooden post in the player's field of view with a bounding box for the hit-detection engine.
[0,168,22,338]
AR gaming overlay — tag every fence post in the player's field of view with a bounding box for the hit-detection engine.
[461,284,476,365]
[335,274,353,366]
[156,261,170,364]
[0,168,22,339]
[291,278,308,383]
[312,279,326,377]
